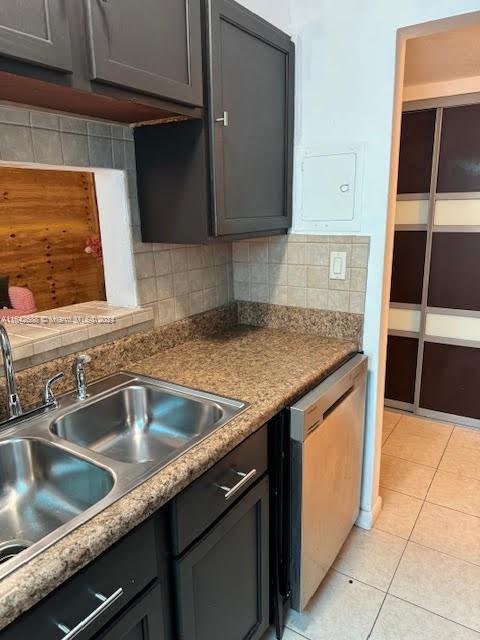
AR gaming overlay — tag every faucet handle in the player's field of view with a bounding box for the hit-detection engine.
[43,371,65,406]
[73,353,92,368]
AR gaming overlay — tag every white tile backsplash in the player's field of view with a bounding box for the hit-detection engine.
[233,234,370,314]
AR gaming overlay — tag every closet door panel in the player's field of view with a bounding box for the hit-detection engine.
[385,335,418,405]
[420,341,480,419]
[428,232,480,311]
[390,230,427,305]
[397,109,436,194]
[434,198,480,227]
[437,103,480,193]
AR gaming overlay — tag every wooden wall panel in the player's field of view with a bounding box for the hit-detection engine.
[420,341,480,419]
[0,167,105,311]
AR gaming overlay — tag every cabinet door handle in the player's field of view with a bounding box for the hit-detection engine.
[215,468,257,500]
[215,111,229,127]
[55,587,124,639]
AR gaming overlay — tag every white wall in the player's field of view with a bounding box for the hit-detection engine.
[238,0,480,526]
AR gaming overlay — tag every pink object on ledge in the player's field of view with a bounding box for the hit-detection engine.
[0,286,37,318]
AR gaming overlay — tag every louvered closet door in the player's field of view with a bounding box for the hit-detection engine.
[419,104,480,424]
[385,109,435,410]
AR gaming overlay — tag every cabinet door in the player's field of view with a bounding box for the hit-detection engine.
[0,0,72,71]
[86,0,203,106]
[208,0,294,236]
[176,477,269,640]
[94,584,165,640]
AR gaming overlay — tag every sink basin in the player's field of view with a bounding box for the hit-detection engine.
[51,384,226,464]
[0,438,114,556]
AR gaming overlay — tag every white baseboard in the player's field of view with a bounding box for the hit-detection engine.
[355,495,383,530]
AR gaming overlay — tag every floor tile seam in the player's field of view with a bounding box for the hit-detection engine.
[380,593,480,636]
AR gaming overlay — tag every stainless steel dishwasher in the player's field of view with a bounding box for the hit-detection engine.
[290,354,367,612]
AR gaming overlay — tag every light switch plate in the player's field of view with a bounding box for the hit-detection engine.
[329,251,347,280]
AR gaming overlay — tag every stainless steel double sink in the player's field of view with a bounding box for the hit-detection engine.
[0,372,247,579]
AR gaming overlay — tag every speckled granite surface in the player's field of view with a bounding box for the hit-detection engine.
[0,312,358,630]
[238,301,363,345]
[0,304,238,420]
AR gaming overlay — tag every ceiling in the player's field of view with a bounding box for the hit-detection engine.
[405,24,480,86]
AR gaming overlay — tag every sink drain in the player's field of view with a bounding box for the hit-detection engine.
[0,540,31,565]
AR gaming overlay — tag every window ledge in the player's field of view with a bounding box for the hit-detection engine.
[2,301,153,368]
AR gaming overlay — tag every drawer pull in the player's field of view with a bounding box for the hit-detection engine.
[55,587,124,639]
[215,468,257,500]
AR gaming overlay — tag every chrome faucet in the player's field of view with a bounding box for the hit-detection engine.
[0,323,22,419]
[73,354,92,400]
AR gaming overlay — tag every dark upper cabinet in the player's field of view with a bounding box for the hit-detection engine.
[397,109,436,194]
[437,104,480,192]
[85,0,203,106]
[208,0,294,236]
[0,0,72,71]
[135,0,294,242]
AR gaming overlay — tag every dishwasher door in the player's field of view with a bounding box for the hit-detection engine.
[290,354,367,612]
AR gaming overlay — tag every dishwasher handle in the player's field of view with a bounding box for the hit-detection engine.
[290,354,367,442]
[322,384,354,421]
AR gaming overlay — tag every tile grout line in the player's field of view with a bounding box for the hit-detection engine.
[405,537,480,571]
[385,593,480,636]
[383,419,449,586]
[435,425,455,473]
[381,451,443,470]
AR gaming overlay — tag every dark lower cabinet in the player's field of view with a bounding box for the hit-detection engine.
[175,477,270,640]
[1,427,271,640]
[94,584,165,640]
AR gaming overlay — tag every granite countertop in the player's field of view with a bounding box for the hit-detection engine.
[0,324,357,630]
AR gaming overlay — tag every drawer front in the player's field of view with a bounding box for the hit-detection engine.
[1,519,158,640]
[171,425,268,555]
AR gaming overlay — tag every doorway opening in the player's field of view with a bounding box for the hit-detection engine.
[385,21,480,430]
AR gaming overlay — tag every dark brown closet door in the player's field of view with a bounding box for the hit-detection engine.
[390,230,427,305]
[437,103,480,193]
[428,232,480,311]
[385,335,419,405]
[397,109,436,194]
[420,341,480,420]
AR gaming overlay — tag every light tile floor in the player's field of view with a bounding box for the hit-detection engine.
[263,411,480,640]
